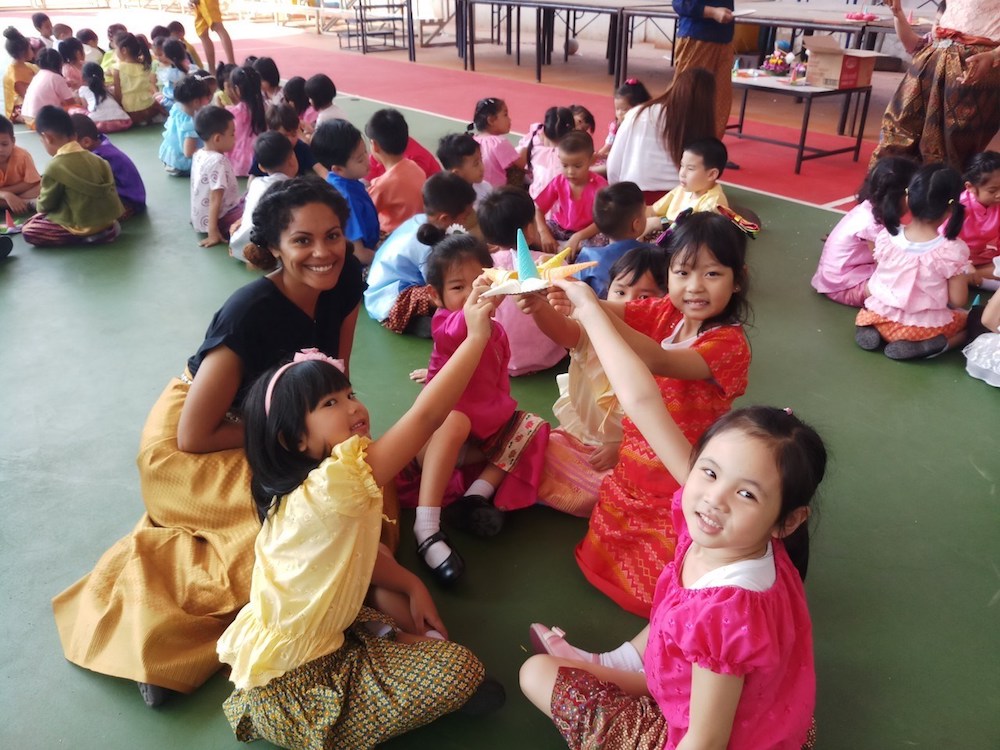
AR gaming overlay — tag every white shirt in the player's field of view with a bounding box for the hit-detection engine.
[230,173,290,261]
[190,149,240,233]
[606,103,680,192]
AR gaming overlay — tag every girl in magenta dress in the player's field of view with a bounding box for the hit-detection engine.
[957,151,1000,287]
[520,278,824,749]
[470,97,527,188]
[399,230,549,586]
[226,65,266,177]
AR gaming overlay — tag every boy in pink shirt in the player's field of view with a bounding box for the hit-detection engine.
[366,108,426,234]
[957,151,1000,288]
[534,130,607,255]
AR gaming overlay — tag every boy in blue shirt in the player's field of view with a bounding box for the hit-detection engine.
[312,119,378,265]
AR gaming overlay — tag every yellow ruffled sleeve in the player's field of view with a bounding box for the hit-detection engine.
[218,435,384,690]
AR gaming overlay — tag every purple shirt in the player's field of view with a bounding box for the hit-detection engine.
[93,136,146,208]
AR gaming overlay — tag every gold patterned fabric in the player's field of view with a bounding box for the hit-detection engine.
[672,37,734,140]
[873,36,1000,172]
[224,607,484,750]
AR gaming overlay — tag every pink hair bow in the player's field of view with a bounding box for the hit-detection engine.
[264,348,345,416]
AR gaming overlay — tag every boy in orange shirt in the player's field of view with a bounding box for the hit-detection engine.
[0,115,41,215]
[366,108,426,235]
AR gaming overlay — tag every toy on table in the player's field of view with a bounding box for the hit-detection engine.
[762,40,793,74]
[481,230,597,297]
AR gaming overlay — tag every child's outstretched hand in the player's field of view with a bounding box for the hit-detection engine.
[553,278,599,317]
[409,368,428,383]
[463,284,494,340]
[199,229,226,248]
[514,290,549,316]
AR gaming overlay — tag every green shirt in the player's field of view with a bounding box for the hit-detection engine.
[37,142,123,234]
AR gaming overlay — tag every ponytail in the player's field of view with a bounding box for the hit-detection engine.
[416,222,446,247]
[232,65,267,136]
[81,62,107,105]
[906,163,964,238]
[862,156,917,234]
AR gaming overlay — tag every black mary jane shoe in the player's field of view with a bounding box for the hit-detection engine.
[416,530,465,585]
[442,495,505,538]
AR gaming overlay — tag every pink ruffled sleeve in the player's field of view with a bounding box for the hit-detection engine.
[929,238,971,278]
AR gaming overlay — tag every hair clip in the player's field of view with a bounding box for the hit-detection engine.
[716,205,760,239]
[948,198,955,205]
[264,348,345,416]
[625,77,639,85]
[445,224,468,236]
[653,208,694,248]
[783,407,793,415]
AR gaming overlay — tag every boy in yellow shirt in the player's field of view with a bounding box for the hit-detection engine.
[645,137,728,234]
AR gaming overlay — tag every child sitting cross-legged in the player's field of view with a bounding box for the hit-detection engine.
[534,130,608,255]
[313,118,379,265]
[0,114,41,215]
[160,74,210,176]
[79,61,131,133]
[190,104,243,248]
[364,172,477,335]
[71,113,145,220]
[402,231,550,585]
[20,48,82,128]
[644,137,729,235]
[22,105,122,247]
[247,104,326,181]
[521,278,824,749]
[230,132,299,263]
[217,293,506,748]
[577,181,657,299]
[520,244,669,518]
[366,108,427,235]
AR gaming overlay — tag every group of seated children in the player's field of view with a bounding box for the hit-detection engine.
[812,150,999,380]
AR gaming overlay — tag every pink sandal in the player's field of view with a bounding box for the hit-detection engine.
[528,623,598,663]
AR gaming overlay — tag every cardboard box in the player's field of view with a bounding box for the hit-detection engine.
[804,35,879,89]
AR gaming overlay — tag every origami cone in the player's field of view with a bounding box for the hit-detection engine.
[537,247,572,272]
[5,210,14,230]
[482,268,517,284]
[541,261,598,280]
[516,229,540,281]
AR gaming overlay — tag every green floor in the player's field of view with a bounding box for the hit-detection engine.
[1,97,997,749]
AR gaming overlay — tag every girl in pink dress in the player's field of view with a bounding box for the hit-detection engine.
[518,106,575,200]
[470,97,527,187]
[225,65,266,177]
[520,278,824,750]
[404,230,549,586]
[58,37,85,92]
[856,163,972,360]
[596,78,651,165]
[957,151,1000,288]
[812,156,918,307]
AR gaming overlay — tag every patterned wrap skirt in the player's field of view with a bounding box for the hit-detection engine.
[856,307,966,342]
[382,284,437,334]
[224,607,485,750]
[872,33,1000,171]
[537,429,611,518]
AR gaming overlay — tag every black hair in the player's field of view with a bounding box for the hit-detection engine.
[937,0,946,12]
[963,150,1000,186]
[265,103,299,132]
[174,75,209,105]
[243,55,259,66]
[32,13,51,32]
[116,32,151,69]
[469,97,505,133]
[106,23,127,46]
[254,130,294,171]
[304,73,336,109]
[608,244,669,295]
[36,48,62,73]
[906,163,965,239]
[35,105,74,139]
[525,106,575,168]
[81,62,109,105]
[558,129,595,156]
[668,211,751,331]
[0,115,14,139]
[69,113,100,141]
[75,28,100,47]
[150,25,169,41]
[312,119,362,169]
[569,104,596,132]
[167,21,186,35]
[693,406,827,581]
[245,177,352,270]
[424,232,493,298]
[615,78,652,107]
[4,27,30,60]
[194,104,234,141]
[437,133,480,170]
[365,108,409,156]
[58,37,84,64]
[244,358,353,520]
[162,38,189,69]
[860,156,918,235]
[231,65,267,136]
[420,172,476,218]
[684,137,728,176]
[593,181,646,238]
[252,56,280,88]
[215,62,237,87]
[282,76,309,116]
[476,185,535,247]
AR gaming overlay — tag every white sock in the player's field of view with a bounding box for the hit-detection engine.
[598,642,645,672]
[414,507,452,568]
[465,478,496,500]
[977,278,1000,291]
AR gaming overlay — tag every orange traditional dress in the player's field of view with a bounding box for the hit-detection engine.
[574,296,750,617]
